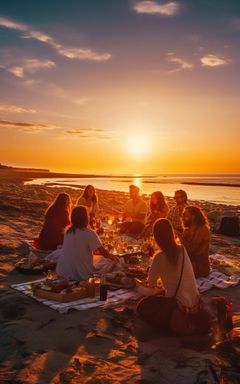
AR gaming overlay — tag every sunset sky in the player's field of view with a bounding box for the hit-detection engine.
[0,0,240,174]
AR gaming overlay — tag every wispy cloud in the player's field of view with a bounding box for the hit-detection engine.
[200,54,230,67]
[0,118,55,132]
[0,16,111,62]
[65,128,115,140]
[165,54,193,74]
[23,30,53,43]
[168,56,192,69]
[0,16,27,31]
[133,1,180,16]
[22,79,94,106]
[6,58,56,78]
[0,103,36,113]
[54,46,111,61]
[74,97,94,106]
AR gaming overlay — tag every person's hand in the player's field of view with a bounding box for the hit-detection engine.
[107,253,116,261]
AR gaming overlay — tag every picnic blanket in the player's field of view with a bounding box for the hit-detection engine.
[11,253,240,313]
[11,270,239,313]
[11,279,140,314]
[196,253,240,292]
[196,270,240,292]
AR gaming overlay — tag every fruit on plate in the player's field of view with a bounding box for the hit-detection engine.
[128,255,140,264]
[126,265,147,277]
[105,271,134,286]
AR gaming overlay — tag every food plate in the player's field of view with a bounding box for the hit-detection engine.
[125,266,148,278]
[31,278,99,302]
[16,260,56,274]
[32,286,88,302]
[104,272,136,289]
[121,252,144,264]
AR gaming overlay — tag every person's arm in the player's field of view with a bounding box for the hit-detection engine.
[93,202,99,215]
[60,210,70,227]
[96,246,115,260]
[89,230,115,260]
[122,202,131,220]
[147,253,162,288]
[76,196,82,206]
[167,207,173,221]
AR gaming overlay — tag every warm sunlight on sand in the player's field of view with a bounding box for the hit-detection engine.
[126,133,151,158]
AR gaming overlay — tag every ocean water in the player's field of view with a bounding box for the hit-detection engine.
[25,174,240,206]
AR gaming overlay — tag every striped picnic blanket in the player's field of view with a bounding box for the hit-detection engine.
[11,279,140,313]
[196,270,240,292]
[11,270,239,313]
[11,254,240,313]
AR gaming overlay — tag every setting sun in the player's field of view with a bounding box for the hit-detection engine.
[126,133,151,158]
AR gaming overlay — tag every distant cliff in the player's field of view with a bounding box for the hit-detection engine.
[0,163,49,172]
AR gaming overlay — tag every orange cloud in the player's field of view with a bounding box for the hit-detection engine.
[0,104,36,113]
[133,1,180,16]
[200,54,230,67]
[65,128,115,140]
[0,119,55,132]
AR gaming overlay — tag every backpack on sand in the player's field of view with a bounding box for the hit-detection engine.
[219,217,239,237]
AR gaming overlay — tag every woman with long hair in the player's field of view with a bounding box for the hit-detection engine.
[56,206,114,281]
[150,191,169,221]
[148,219,199,307]
[38,193,71,250]
[137,219,200,327]
[76,185,98,226]
[140,191,168,238]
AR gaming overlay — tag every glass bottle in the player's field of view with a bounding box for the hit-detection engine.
[226,302,233,331]
[99,276,108,301]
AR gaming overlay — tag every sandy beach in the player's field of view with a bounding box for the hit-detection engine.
[0,169,240,384]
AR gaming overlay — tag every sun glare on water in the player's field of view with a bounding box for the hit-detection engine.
[126,133,150,158]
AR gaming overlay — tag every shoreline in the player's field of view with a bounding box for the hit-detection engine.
[1,169,240,211]
[182,181,240,188]
[2,168,240,185]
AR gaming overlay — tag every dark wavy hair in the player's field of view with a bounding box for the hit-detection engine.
[184,206,209,227]
[174,189,188,203]
[153,219,180,263]
[45,193,70,219]
[81,185,97,203]
[67,206,89,234]
[150,191,167,212]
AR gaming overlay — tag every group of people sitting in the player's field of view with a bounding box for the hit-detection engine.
[120,185,210,279]
[35,184,211,324]
[36,183,210,282]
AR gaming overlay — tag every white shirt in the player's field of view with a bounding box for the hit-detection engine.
[148,247,200,309]
[76,196,98,216]
[56,228,102,281]
[125,198,148,224]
